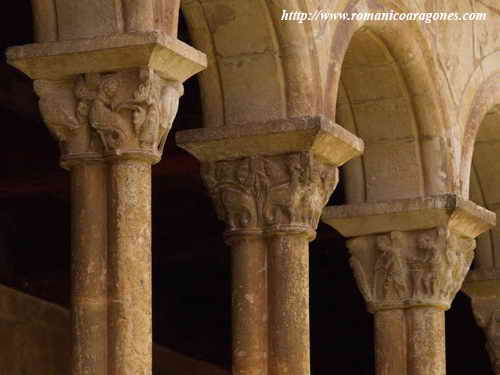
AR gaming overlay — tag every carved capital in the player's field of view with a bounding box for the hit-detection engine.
[201,152,339,239]
[35,68,183,168]
[469,297,500,374]
[34,78,100,163]
[347,228,475,312]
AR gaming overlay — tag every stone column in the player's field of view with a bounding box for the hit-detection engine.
[178,116,364,375]
[107,157,152,375]
[228,233,268,375]
[71,162,108,375]
[85,68,185,375]
[201,158,270,375]
[262,153,339,375]
[266,231,310,375]
[8,32,206,375]
[322,195,496,375]
[463,271,500,374]
[32,77,109,375]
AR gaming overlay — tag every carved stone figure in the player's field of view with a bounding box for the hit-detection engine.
[34,79,86,157]
[202,153,338,235]
[413,230,445,298]
[374,233,407,301]
[83,74,125,151]
[35,69,184,164]
[347,228,476,312]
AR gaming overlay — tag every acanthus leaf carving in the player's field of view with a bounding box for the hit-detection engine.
[347,228,475,312]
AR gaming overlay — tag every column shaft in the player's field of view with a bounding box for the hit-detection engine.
[268,233,310,375]
[108,159,152,375]
[71,163,108,375]
[230,234,268,375]
[407,307,446,375]
[374,309,407,375]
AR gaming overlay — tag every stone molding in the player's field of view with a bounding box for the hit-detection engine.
[348,228,475,312]
[6,31,206,82]
[176,116,364,166]
[322,194,496,239]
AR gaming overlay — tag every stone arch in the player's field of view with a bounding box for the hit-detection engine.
[324,9,449,203]
[460,53,500,275]
[469,104,500,273]
[464,67,500,273]
[459,52,500,198]
[181,0,323,127]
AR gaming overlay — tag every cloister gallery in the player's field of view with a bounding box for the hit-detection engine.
[1,0,500,374]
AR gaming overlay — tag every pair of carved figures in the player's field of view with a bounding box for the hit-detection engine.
[349,228,475,311]
[34,68,183,163]
[202,153,339,234]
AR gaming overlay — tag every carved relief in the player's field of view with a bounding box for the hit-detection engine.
[347,228,475,312]
[374,232,408,301]
[74,69,183,160]
[34,68,183,165]
[471,300,500,374]
[202,153,339,234]
[34,78,98,158]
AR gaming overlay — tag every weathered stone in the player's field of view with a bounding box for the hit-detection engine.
[34,69,183,167]
[6,10,207,375]
[323,194,496,239]
[202,153,339,236]
[177,116,364,166]
[5,1,500,374]
[71,163,108,375]
[227,234,268,375]
[7,32,206,82]
[347,228,476,312]
[108,159,152,375]
[179,118,363,375]
[323,196,495,375]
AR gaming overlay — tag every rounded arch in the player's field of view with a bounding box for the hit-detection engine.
[468,103,500,275]
[461,54,500,276]
[323,1,450,127]
[458,51,500,198]
[324,2,451,203]
[181,0,323,128]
